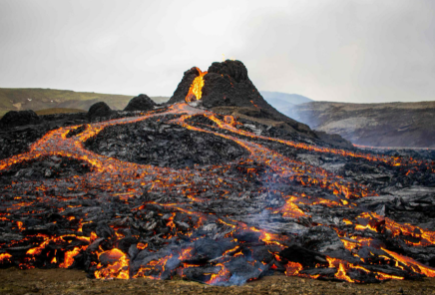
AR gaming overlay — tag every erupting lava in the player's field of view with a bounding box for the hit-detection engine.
[185,68,207,103]
[1,62,435,285]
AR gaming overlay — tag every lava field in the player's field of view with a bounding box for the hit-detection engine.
[1,60,435,286]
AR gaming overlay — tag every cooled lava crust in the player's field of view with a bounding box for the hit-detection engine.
[1,61,435,285]
[85,115,248,169]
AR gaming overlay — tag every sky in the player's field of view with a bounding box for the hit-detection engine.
[0,0,434,103]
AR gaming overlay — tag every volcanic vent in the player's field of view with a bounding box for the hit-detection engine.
[1,60,435,285]
[169,60,305,123]
[168,60,352,149]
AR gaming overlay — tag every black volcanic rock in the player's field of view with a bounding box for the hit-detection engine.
[208,60,248,82]
[85,117,248,169]
[202,60,253,108]
[0,156,91,185]
[124,94,155,111]
[0,110,40,127]
[201,61,317,129]
[0,126,48,160]
[88,102,112,119]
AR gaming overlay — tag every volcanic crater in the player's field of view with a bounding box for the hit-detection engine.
[0,60,435,286]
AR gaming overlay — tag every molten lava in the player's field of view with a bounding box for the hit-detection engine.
[185,67,207,103]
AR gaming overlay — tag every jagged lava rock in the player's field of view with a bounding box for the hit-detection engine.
[124,94,156,111]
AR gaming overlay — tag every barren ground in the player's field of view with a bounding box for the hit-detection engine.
[1,268,434,295]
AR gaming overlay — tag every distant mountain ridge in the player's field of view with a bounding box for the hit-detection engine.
[0,88,169,117]
[260,91,313,109]
[260,91,435,148]
[286,101,435,148]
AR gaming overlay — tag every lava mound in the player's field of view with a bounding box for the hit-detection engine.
[85,115,248,169]
[88,101,112,119]
[0,110,40,128]
[0,156,91,184]
[0,127,51,161]
[124,94,156,112]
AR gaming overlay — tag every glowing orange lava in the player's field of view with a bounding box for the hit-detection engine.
[185,68,207,102]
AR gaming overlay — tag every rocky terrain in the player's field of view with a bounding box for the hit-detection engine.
[287,101,435,148]
[0,61,435,292]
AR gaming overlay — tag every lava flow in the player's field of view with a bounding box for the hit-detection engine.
[185,68,207,103]
[1,60,435,285]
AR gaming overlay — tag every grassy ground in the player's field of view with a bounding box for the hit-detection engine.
[0,268,434,295]
[0,88,133,111]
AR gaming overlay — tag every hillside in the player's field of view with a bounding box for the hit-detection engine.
[0,88,169,117]
[260,91,312,111]
[286,101,435,148]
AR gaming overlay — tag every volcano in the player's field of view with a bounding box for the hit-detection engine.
[1,60,435,285]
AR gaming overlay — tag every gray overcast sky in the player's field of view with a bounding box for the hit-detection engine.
[0,0,434,103]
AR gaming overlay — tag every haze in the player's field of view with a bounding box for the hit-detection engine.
[1,0,434,103]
